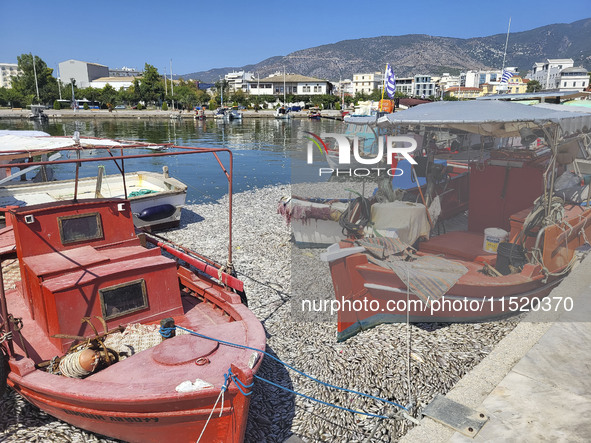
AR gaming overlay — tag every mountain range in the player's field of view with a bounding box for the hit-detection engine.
[182,18,591,82]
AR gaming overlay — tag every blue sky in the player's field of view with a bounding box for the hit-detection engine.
[1,1,589,76]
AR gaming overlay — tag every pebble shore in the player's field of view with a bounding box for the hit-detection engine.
[0,185,521,442]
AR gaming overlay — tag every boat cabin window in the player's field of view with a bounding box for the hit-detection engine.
[99,279,148,320]
[58,213,104,245]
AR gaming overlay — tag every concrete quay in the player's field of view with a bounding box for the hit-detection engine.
[0,108,345,120]
[400,253,591,443]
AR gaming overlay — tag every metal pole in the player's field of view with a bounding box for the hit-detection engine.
[0,259,15,356]
[57,64,62,100]
[501,17,511,72]
[32,54,40,102]
[170,59,174,110]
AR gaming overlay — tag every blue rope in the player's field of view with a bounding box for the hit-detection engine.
[159,326,174,338]
[254,374,389,419]
[161,325,408,413]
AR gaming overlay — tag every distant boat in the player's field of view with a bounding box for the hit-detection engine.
[274,106,291,119]
[307,108,321,119]
[228,109,243,121]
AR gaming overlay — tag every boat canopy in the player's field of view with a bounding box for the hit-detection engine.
[343,115,379,126]
[377,101,591,137]
[0,135,161,156]
[533,103,591,114]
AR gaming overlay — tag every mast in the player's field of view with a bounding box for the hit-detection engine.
[32,54,40,102]
[501,17,512,72]
[283,66,286,106]
[170,59,174,110]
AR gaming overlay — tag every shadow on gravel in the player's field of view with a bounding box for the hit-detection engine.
[245,346,296,443]
[179,207,205,227]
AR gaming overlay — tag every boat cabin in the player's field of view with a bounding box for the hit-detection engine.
[8,199,183,352]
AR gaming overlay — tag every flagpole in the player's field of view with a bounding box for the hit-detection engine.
[379,65,387,111]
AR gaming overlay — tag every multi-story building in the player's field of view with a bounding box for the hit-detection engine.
[333,79,354,97]
[58,59,109,88]
[352,72,383,95]
[395,77,413,96]
[414,75,435,98]
[224,71,255,92]
[0,63,21,88]
[444,86,482,99]
[527,59,577,90]
[109,66,142,77]
[556,67,589,92]
[248,73,332,96]
[481,76,528,95]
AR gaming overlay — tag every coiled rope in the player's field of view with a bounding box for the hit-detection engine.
[159,325,408,419]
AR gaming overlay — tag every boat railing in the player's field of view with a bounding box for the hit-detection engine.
[0,139,236,266]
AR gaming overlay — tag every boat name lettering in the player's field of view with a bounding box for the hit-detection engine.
[62,409,159,423]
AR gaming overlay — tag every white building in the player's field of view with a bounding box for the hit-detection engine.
[556,66,589,91]
[225,71,255,92]
[89,76,136,90]
[333,79,354,96]
[414,75,436,98]
[0,63,21,88]
[527,59,576,90]
[249,73,331,96]
[109,66,142,77]
[395,77,414,96]
[352,72,383,95]
[58,59,109,88]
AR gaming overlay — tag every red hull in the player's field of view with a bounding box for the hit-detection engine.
[2,199,266,442]
[326,205,591,341]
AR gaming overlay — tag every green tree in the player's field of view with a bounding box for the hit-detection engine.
[138,64,164,105]
[526,80,541,93]
[100,84,119,108]
[53,100,61,110]
[11,53,59,105]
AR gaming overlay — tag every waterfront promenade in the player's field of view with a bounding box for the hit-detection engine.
[0,108,344,120]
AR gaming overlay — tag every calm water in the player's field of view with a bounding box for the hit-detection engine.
[0,118,343,203]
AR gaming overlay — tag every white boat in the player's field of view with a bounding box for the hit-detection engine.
[0,135,185,231]
[0,169,187,231]
[228,109,243,121]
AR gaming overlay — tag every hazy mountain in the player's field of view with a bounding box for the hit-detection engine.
[181,18,591,82]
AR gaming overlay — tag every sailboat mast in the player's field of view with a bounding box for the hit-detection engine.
[283,66,286,105]
[32,54,40,102]
[501,17,511,71]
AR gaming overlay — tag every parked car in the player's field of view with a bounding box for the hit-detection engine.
[114,105,126,110]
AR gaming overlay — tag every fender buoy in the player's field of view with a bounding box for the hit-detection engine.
[137,204,177,222]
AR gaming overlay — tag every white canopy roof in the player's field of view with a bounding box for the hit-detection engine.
[377,101,591,137]
[0,135,158,161]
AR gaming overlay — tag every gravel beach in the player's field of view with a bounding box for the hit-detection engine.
[0,184,522,442]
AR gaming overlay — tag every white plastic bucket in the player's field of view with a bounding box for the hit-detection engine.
[483,228,508,253]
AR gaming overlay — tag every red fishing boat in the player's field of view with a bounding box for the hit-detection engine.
[321,101,591,341]
[0,141,265,442]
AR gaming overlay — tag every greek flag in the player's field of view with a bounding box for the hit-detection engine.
[500,70,514,83]
[385,64,396,98]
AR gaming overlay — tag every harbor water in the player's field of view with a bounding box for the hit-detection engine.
[0,118,342,203]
